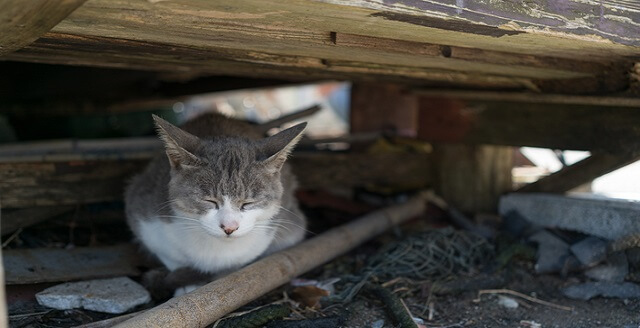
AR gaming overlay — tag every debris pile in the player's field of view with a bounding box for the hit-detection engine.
[500,193,640,300]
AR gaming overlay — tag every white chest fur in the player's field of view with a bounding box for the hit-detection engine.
[137,216,275,272]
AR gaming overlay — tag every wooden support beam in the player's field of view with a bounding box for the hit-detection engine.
[350,84,419,137]
[0,160,148,208]
[517,152,640,193]
[3,0,637,92]
[432,144,513,213]
[320,0,640,47]
[417,97,640,153]
[414,90,640,108]
[0,0,87,56]
[0,150,431,208]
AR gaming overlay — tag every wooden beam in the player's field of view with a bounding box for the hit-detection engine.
[320,0,640,47]
[0,0,87,56]
[0,160,148,208]
[414,90,640,108]
[0,151,431,208]
[350,83,419,137]
[432,144,513,213]
[517,152,640,193]
[3,0,637,92]
[417,97,640,152]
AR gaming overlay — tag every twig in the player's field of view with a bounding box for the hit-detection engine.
[2,228,22,248]
[215,304,290,328]
[8,310,51,319]
[474,289,573,312]
[368,283,419,328]
[257,105,321,133]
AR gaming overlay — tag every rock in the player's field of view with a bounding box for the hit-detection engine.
[499,193,640,240]
[627,248,640,270]
[570,236,608,267]
[584,252,629,282]
[36,277,150,314]
[371,319,385,328]
[498,295,519,309]
[562,282,640,300]
[529,231,570,274]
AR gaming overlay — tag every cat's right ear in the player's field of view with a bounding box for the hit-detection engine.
[152,115,202,169]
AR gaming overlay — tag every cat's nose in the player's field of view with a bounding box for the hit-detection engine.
[220,223,239,235]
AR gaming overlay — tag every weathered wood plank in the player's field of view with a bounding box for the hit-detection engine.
[517,152,640,193]
[0,0,87,56]
[414,90,640,108]
[4,0,637,92]
[6,32,538,91]
[417,98,640,152]
[0,160,148,208]
[350,83,419,136]
[0,151,431,208]
[3,245,141,285]
[319,0,640,47]
[291,152,431,191]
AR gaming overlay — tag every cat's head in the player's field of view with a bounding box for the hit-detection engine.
[152,115,305,239]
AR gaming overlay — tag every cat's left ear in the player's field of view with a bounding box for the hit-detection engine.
[258,122,307,174]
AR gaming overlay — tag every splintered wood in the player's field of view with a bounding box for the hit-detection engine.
[115,192,430,328]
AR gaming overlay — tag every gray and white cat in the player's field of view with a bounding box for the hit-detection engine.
[125,113,307,278]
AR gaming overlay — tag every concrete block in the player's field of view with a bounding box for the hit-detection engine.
[36,277,150,314]
[500,193,640,240]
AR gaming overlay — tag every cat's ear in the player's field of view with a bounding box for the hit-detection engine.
[152,115,203,169]
[258,122,307,173]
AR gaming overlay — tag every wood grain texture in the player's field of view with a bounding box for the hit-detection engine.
[417,97,640,152]
[319,0,640,46]
[0,152,431,208]
[3,0,638,92]
[0,0,87,56]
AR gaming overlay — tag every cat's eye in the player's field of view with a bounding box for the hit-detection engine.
[240,202,254,211]
[205,200,219,209]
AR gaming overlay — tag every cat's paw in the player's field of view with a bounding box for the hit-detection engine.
[173,284,201,297]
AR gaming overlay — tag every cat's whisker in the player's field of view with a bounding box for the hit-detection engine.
[153,199,180,214]
[156,215,201,223]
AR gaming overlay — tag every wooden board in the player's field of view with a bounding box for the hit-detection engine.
[2,0,639,93]
[417,98,640,152]
[3,245,141,285]
[0,151,432,208]
[0,0,87,56]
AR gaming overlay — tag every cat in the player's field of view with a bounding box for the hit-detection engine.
[125,113,307,289]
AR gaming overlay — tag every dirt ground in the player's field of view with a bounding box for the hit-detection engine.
[5,197,640,328]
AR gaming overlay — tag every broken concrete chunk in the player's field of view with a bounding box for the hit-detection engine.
[570,236,608,267]
[36,277,150,314]
[497,295,519,309]
[499,193,640,240]
[562,282,640,300]
[584,252,629,282]
[529,231,570,274]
